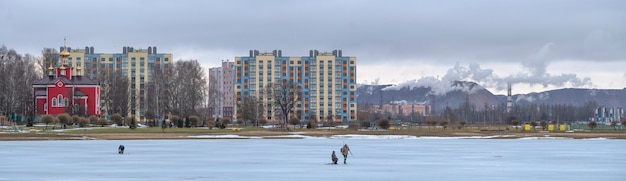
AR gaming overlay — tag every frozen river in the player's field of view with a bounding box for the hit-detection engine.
[1,136,625,181]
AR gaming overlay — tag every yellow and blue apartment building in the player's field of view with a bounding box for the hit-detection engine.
[234,50,357,125]
[61,46,172,120]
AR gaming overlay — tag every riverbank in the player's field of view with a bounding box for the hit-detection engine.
[1,127,625,140]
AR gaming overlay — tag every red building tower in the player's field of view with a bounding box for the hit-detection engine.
[32,38,100,116]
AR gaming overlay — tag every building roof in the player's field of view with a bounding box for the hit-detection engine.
[74,90,87,96]
[32,76,99,86]
[35,89,47,96]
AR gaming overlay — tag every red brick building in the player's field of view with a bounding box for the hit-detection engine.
[32,40,100,116]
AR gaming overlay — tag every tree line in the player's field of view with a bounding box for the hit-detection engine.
[358,97,603,128]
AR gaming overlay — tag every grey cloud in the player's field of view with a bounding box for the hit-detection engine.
[0,0,622,92]
[2,0,625,63]
[384,42,592,95]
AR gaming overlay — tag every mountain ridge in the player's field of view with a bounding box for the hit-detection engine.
[357,82,626,113]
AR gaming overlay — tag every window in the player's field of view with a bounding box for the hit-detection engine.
[57,95,63,106]
[64,98,68,107]
[52,98,57,107]
[165,58,169,62]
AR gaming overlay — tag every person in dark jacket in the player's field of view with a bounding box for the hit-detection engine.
[118,145,125,154]
[331,151,338,164]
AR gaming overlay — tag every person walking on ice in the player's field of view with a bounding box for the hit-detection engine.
[340,144,351,164]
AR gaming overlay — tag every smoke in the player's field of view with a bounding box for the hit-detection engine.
[382,43,592,95]
[382,63,488,95]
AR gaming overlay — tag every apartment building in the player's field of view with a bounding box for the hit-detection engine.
[61,46,173,119]
[208,60,235,120]
[234,50,357,124]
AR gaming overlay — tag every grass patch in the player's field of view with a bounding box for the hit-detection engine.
[63,127,268,134]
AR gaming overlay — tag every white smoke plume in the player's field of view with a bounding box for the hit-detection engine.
[382,43,592,95]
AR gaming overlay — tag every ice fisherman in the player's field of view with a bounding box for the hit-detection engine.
[331,151,338,164]
[340,144,351,164]
[118,145,125,154]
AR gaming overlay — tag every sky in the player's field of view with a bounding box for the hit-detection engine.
[1,0,625,95]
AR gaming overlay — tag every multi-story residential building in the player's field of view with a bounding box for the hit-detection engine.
[208,60,235,120]
[369,103,431,117]
[591,106,624,125]
[234,50,357,125]
[60,45,172,120]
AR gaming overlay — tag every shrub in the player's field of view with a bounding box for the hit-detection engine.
[221,118,231,125]
[89,115,98,125]
[425,116,437,129]
[459,120,467,129]
[170,115,181,128]
[188,115,200,127]
[41,115,55,129]
[510,119,520,130]
[588,121,597,130]
[307,120,318,129]
[57,113,71,126]
[289,117,300,128]
[78,117,89,127]
[125,116,137,129]
[96,118,109,127]
[71,115,81,126]
[439,120,449,130]
[110,114,123,126]
[360,120,371,128]
[207,119,216,129]
[258,118,267,126]
[378,119,390,129]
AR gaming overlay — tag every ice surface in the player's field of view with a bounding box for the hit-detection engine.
[0,138,625,181]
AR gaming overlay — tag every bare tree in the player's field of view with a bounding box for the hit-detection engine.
[169,60,207,120]
[237,95,265,127]
[266,80,301,129]
[207,67,222,120]
[100,71,129,116]
[40,48,58,75]
[145,65,170,122]
[0,45,38,122]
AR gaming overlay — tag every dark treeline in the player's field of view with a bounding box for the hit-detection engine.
[359,99,599,126]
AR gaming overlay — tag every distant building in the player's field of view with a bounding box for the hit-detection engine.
[591,107,624,125]
[60,44,173,120]
[370,102,430,117]
[32,39,100,116]
[208,60,235,120]
[234,50,357,124]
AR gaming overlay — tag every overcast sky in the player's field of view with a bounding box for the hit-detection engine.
[1,0,625,95]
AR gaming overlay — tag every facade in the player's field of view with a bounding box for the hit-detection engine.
[208,60,235,120]
[591,107,624,125]
[370,103,431,116]
[234,50,357,124]
[61,45,173,119]
[32,41,100,116]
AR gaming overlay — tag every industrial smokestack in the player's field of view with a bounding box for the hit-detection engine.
[507,82,512,113]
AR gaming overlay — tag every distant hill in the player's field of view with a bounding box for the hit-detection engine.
[357,82,626,113]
